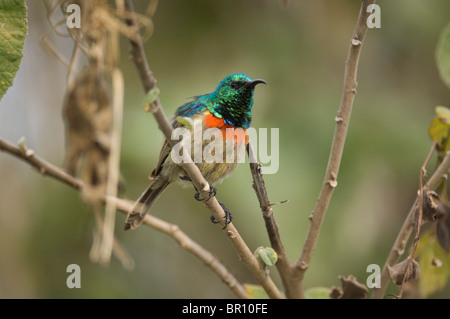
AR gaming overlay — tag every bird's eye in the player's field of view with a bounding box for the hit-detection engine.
[230,82,239,89]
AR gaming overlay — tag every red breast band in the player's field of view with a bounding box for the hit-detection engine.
[203,113,248,144]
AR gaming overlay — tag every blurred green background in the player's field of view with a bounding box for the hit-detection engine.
[1,0,450,298]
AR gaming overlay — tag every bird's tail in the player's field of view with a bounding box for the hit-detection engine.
[124,182,169,230]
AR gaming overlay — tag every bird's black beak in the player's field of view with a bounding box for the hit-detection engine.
[246,79,267,88]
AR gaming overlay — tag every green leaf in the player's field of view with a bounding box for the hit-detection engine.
[304,287,331,299]
[144,87,160,104]
[416,231,450,297]
[428,106,450,152]
[254,246,278,267]
[0,0,27,102]
[436,23,450,90]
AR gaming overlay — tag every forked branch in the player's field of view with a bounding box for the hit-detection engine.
[0,137,248,298]
[372,149,450,298]
[247,142,301,298]
[123,0,282,299]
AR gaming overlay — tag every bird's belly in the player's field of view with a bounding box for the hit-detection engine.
[197,161,239,185]
[193,129,244,185]
[159,116,246,186]
[164,140,242,187]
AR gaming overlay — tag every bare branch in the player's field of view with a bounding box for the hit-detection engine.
[123,0,282,299]
[372,149,450,298]
[2,138,83,189]
[396,143,435,298]
[0,137,247,299]
[294,0,376,293]
[247,142,301,298]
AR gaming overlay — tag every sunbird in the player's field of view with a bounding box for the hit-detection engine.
[125,73,266,230]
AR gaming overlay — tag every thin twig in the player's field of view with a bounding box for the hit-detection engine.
[123,0,282,299]
[247,142,300,298]
[0,137,248,299]
[294,0,375,294]
[372,148,450,299]
[396,142,435,298]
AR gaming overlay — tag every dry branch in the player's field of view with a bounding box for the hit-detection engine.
[247,142,301,298]
[372,150,450,298]
[294,0,376,295]
[123,0,282,299]
[0,137,248,299]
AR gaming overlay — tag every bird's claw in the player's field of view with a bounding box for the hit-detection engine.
[192,184,231,228]
[210,201,232,229]
[194,183,216,201]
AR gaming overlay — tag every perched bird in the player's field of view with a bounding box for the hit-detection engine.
[124,73,266,230]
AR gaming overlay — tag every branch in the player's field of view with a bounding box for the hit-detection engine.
[372,149,450,298]
[0,137,248,299]
[1,138,83,189]
[294,0,375,290]
[395,142,435,298]
[123,0,282,299]
[247,142,301,298]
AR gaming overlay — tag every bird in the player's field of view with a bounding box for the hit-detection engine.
[124,73,266,231]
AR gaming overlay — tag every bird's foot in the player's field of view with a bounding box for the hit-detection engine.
[194,183,216,201]
[210,201,232,229]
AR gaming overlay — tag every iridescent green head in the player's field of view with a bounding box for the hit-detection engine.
[207,73,266,128]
